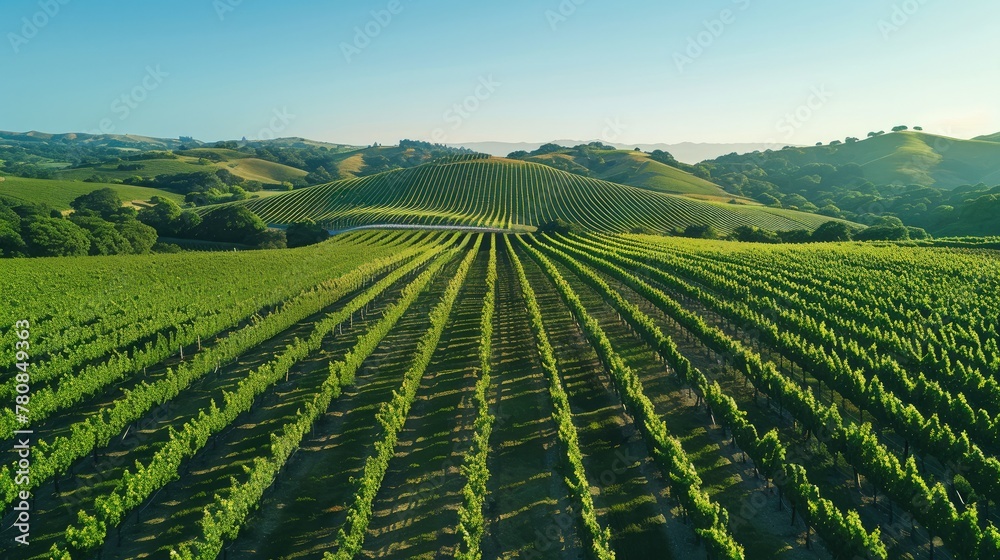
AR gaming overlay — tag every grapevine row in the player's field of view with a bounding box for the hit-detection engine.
[516,235,743,560]
[531,234,885,559]
[327,234,483,559]
[558,233,996,559]
[165,236,466,560]
[454,236,498,560]
[505,235,617,560]
[49,239,462,556]
[0,239,447,515]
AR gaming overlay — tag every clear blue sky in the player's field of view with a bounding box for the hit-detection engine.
[2,0,998,146]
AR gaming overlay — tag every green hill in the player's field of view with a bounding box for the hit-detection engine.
[512,145,737,200]
[0,176,184,210]
[228,157,840,234]
[753,131,1000,188]
[973,132,1000,143]
[57,150,308,186]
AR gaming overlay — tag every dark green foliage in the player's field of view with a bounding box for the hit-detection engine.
[146,171,225,194]
[151,242,183,253]
[285,221,330,248]
[24,218,91,257]
[0,220,26,257]
[138,196,202,237]
[116,219,159,254]
[70,188,123,218]
[730,225,781,244]
[536,219,582,235]
[70,215,133,255]
[248,229,287,249]
[777,229,813,243]
[194,205,266,243]
[854,225,910,241]
[811,221,853,242]
[680,224,720,239]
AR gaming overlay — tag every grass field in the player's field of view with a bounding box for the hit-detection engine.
[226,157,839,234]
[0,176,184,209]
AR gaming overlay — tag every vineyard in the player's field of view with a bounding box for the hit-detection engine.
[228,158,836,234]
[2,230,999,560]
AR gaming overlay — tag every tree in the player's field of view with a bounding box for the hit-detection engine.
[730,226,779,244]
[855,226,910,242]
[116,220,158,254]
[139,197,202,237]
[537,219,582,235]
[892,125,909,132]
[286,221,330,248]
[138,196,182,232]
[777,229,812,244]
[681,224,720,239]
[811,221,853,243]
[70,215,133,255]
[248,229,287,249]
[194,206,267,243]
[70,188,123,218]
[758,193,782,208]
[0,220,26,257]
[215,168,244,186]
[25,218,91,257]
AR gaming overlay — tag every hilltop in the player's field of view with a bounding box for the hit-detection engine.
[973,132,1000,143]
[228,156,838,234]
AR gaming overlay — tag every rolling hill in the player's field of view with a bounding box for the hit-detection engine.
[0,130,194,151]
[228,156,840,234]
[973,131,1000,143]
[750,131,1000,188]
[515,146,738,199]
[57,149,308,186]
[448,140,800,163]
[0,176,184,210]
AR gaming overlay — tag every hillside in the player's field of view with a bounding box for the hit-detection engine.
[0,130,194,151]
[748,131,1000,188]
[229,157,839,234]
[57,149,308,186]
[449,140,799,163]
[974,132,1000,143]
[516,146,736,199]
[0,176,184,210]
